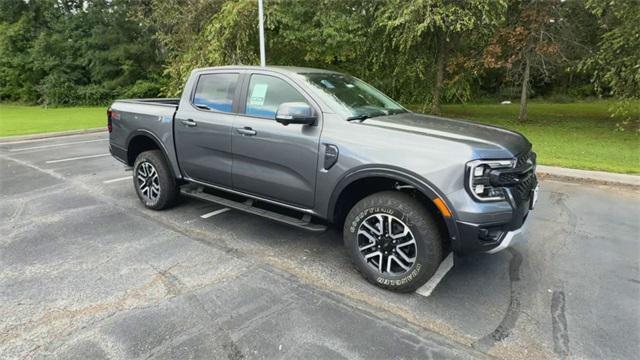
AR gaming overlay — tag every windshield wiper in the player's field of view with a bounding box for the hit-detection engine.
[346,111,389,121]
[346,114,371,122]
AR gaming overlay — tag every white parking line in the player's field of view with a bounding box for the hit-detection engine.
[9,139,108,152]
[415,252,454,297]
[46,153,110,164]
[0,132,105,145]
[103,176,131,184]
[200,208,231,219]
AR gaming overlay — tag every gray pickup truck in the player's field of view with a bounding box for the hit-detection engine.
[108,66,538,292]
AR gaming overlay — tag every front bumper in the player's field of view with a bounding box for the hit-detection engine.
[450,182,538,254]
[485,224,524,254]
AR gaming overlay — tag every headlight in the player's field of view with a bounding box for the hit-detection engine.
[466,159,515,201]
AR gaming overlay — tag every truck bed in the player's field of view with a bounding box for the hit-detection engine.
[108,98,182,177]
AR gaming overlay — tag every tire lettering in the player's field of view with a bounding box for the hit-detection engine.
[375,263,422,287]
[350,207,396,233]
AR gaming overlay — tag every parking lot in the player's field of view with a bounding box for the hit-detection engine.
[1,131,638,359]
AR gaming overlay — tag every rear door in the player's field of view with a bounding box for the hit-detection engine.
[231,72,322,208]
[174,71,240,187]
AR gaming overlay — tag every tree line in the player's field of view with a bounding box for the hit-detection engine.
[0,0,637,123]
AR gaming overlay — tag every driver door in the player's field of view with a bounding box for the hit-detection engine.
[231,72,321,208]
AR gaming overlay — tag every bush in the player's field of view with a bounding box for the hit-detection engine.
[37,73,78,106]
[76,85,114,105]
[121,80,163,99]
[567,84,596,98]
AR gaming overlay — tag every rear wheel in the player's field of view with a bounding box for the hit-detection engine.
[133,150,178,210]
[343,191,443,292]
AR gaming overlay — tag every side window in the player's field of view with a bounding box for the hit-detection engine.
[245,74,308,119]
[192,73,238,112]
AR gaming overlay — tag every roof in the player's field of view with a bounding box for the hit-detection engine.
[192,65,341,75]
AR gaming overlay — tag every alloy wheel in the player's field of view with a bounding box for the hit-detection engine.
[137,161,160,202]
[357,213,417,275]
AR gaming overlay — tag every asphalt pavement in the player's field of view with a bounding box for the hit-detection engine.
[1,131,638,359]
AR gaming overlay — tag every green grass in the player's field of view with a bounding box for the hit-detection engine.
[409,101,639,174]
[1,102,638,174]
[0,104,106,137]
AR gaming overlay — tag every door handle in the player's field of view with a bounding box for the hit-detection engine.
[181,119,197,127]
[236,127,257,136]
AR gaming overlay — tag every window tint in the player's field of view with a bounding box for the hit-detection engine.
[193,73,238,112]
[245,74,307,119]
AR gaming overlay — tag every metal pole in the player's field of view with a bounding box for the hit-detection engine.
[258,0,266,67]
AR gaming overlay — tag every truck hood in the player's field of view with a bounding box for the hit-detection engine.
[363,112,530,157]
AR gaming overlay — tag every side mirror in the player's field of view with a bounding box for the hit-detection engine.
[275,102,316,126]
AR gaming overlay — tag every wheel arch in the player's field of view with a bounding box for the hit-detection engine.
[328,166,460,250]
[126,130,179,179]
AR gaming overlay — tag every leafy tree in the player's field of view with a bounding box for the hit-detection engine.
[580,0,640,131]
[482,0,565,122]
[0,0,634,113]
[0,0,163,105]
[132,0,223,66]
[377,0,506,114]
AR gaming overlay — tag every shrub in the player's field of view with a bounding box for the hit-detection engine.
[37,73,77,106]
[76,85,113,105]
[121,79,163,99]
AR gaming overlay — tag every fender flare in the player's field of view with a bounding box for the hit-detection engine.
[126,130,180,179]
[327,165,461,248]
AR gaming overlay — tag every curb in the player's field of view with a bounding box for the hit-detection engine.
[537,165,640,189]
[0,128,637,189]
[0,128,106,144]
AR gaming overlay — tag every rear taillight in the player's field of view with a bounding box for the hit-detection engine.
[107,108,113,133]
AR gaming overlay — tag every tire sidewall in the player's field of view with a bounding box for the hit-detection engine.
[344,192,442,292]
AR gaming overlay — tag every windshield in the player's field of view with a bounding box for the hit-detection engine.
[301,73,408,119]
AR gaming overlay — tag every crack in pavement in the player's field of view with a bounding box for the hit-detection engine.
[551,290,570,358]
[475,248,523,350]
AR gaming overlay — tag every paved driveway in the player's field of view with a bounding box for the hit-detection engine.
[1,132,638,359]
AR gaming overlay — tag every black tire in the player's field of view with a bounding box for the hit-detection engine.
[343,191,443,292]
[133,150,178,210]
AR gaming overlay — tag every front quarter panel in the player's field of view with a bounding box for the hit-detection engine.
[315,114,475,218]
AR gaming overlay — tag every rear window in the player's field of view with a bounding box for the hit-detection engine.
[192,73,238,112]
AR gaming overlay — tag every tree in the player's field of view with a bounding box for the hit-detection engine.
[0,0,164,105]
[580,0,640,131]
[377,0,506,114]
[483,0,563,122]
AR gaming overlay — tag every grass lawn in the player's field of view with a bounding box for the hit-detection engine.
[1,101,638,174]
[0,104,105,137]
[412,101,639,174]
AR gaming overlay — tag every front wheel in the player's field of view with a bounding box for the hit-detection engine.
[133,150,178,210]
[343,191,443,292]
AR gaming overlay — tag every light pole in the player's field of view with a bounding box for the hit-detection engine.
[258,0,266,67]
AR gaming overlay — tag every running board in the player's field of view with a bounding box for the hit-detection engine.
[180,186,327,232]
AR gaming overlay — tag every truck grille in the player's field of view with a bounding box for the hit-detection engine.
[510,150,537,204]
[516,150,536,168]
[511,172,537,203]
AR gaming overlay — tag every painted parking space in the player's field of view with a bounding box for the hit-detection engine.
[8,138,108,152]
[1,132,638,359]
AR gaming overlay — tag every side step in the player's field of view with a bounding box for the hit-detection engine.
[180,186,327,232]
